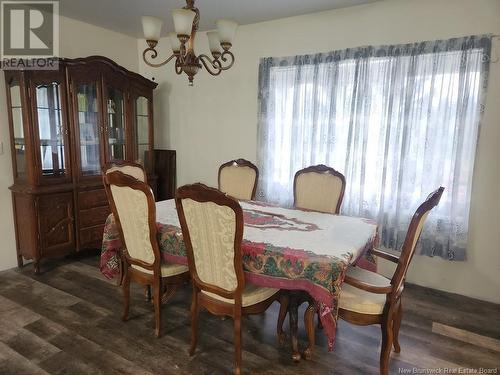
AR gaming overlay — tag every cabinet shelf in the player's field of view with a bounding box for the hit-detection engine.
[37,107,61,111]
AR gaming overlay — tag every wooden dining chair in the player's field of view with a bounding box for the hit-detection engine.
[103,161,151,297]
[104,160,147,182]
[175,183,286,375]
[104,171,189,337]
[335,187,444,375]
[294,164,346,214]
[218,159,259,200]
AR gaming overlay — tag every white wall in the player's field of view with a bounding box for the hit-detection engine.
[0,16,139,271]
[138,0,500,303]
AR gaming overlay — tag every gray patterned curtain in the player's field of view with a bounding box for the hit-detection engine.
[257,35,492,260]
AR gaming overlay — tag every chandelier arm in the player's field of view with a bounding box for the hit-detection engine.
[179,43,188,64]
[218,50,235,71]
[198,54,223,76]
[142,48,177,68]
[175,58,183,75]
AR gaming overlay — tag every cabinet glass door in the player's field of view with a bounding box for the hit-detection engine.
[76,83,101,175]
[35,83,66,177]
[135,96,150,167]
[9,83,27,178]
[106,87,126,161]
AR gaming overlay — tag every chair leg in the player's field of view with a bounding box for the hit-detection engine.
[189,290,199,356]
[234,308,242,375]
[289,293,301,362]
[393,300,402,353]
[145,285,152,302]
[304,303,316,360]
[153,278,162,338]
[118,255,125,286]
[122,269,130,322]
[380,315,394,375]
[277,292,289,346]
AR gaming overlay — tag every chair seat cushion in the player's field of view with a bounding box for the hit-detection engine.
[339,266,391,315]
[202,284,279,307]
[131,263,189,277]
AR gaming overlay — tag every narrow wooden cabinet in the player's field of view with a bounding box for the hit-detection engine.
[154,149,176,201]
[4,56,157,273]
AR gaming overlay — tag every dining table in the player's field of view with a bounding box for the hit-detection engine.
[100,198,378,360]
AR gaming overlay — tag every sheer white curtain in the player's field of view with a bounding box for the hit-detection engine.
[257,35,491,260]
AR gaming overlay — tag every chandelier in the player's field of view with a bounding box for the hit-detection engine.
[141,0,238,86]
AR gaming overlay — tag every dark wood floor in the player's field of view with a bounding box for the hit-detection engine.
[0,254,499,375]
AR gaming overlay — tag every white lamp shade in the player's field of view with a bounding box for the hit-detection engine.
[172,9,195,36]
[169,32,181,52]
[216,19,237,44]
[141,16,163,41]
[207,31,221,53]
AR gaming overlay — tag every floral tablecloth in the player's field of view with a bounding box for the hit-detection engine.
[100,199,378,350]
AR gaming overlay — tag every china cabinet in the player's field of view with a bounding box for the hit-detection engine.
[4,56,157,273]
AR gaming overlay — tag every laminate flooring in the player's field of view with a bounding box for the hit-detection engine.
[1,254,499,374]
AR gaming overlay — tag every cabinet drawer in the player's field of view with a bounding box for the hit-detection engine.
[79,206,110,228]
[79,225,105,249]
[78,188,108,209]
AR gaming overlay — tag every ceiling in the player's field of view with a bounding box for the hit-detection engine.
[59,0,378,37]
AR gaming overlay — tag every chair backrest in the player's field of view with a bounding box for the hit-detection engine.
[293,164,346,214]
[104,161,147,182]
[175,183,245,303]
[104,171,160,272]
[218,159,259,200]
[391,187,445,295]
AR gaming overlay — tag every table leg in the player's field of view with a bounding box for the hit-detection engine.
[277,292,289,346]
[289,292,301,362]
[304,302,316,360]
[117,252,125,287]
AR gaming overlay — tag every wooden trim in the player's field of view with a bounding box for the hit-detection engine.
[1,56,157,89]
[371,248,400,263]
[128,88,155,177]
[67,64,106,182]
[5,71,24,183]
[101,66,135,165]
[28,69,73,185]
[9,182,74,194]
[5,70,37,185]
[338,308,383,325]
[343,275,393,294]
[293,164,346,214]
[102,161,147,182]
[217,158,259,200]
[63,56,157,89]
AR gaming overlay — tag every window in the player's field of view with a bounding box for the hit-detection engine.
[257,35,491,260]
